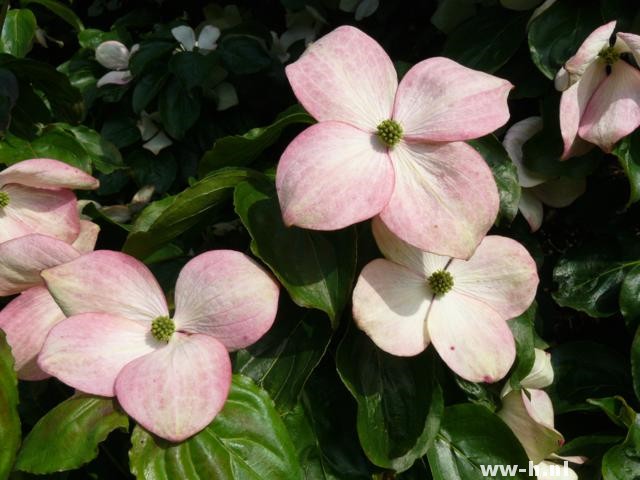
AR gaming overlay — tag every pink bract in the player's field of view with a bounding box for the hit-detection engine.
[277,26,512,259]
[352,219,538,383]
[558,21,640,157]
[0,159,99,244]
[38,250,280,441]
[0,228,99,380]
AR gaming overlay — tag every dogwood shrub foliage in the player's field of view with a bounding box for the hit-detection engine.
[1,0,640,478]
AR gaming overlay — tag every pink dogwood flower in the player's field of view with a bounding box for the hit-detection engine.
[0,159,99,244]
[38,250,280,441]
[498,351,585,478]
[277,26,512,258]
[556,21,640,157]
[352,219,538,382]
[502,117,585,231]
[0,224,99,380]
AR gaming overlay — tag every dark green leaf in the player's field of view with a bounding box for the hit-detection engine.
[632,327,640,404]
[234,176,357,327]
[443,7,527,73]
[235,307,332,413]
[130,149,177,193]
[528,0,603,79]
[0,331,20,479]
[602,415,640,480]
[469,134,521,226]
[548,341,632,414]
[0,55,83,122]
[427,404,530,479]
[129,375,303,480]
[77,28,119,50]
[621,265,640,330]
[15,394,128,474]
[220,35,272,75]
[168,51,218,90]
[158,77,200,139]
[123,167,253,258]
[22,0,84,31]
[199,104,314,176]
[132,67,168,114]
[587,396,636,429]
[508,303,537,390]
[101,116,141,149]
[129,40,175,77]
[336,326,443,472]
[613,129,640,207]
[0,9,36,58]
[553,235,640,317]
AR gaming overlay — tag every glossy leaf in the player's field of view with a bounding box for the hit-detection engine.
[587,396,636,429]
[621,265,640,330]
[129,375,303,480]
[0,9,37,58]
[235,306,332,413]
[234,176,357,327]
[199,104,314,176]
[443,7,527,73]
[528,0,603,79]
[508,303,537,390]
[602,415,640,480]
[614,130,640,207]
[123,168,253,258]
[220,35,272,75]
[15,394,128,474]
[548,341,633,414]
[336,326,443,472]
[469,134,521,226]
[158,77,200,139]
[553,235,640,317]
[22,0,85,31]
[427,404,530,480]
[0,332,20,479]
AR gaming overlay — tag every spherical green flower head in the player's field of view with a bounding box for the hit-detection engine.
[598,46,620,65]
[428,270,454,296]
[151,316,175,342]
[376,119,403,147]
[0,191,9,209]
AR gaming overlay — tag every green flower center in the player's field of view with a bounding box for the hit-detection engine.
[376,119,403,148]
[428,270,454,296]
[151,316,175,342]
[0,191,9,209]
[598,46,620,66]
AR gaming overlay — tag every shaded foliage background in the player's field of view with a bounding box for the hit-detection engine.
[2,0,640,478]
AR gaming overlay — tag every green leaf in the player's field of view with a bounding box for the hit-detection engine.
[220,35,272,75]
[129,40,175,77]
[443,7,528,73]
[508,303,537,390]
[22,0,85,31]
[130,149,177,193]
[613,130,640,207]
[553,235,640,317]
[547,341,633,414]
[621,265,640,330]
[158,77,200,139]
[234,176,357,327]
[0,9,36,58]
[0,55,83,122]
[528,0,603,79]
[123,167,253,258]
[77,28,119,50]
[129,375,303,480]
[199,104,314,176]
[0,331,20,479]
[168,51,218,90]
[469,134,521,226]
[632,327,640,405]
[427,404,531,479]
[336,326,443,472]
[15,394,128,474]
[235,307,332,413]
[602,415,640,480]
[587,396,636,429]
[132,66,168,114]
